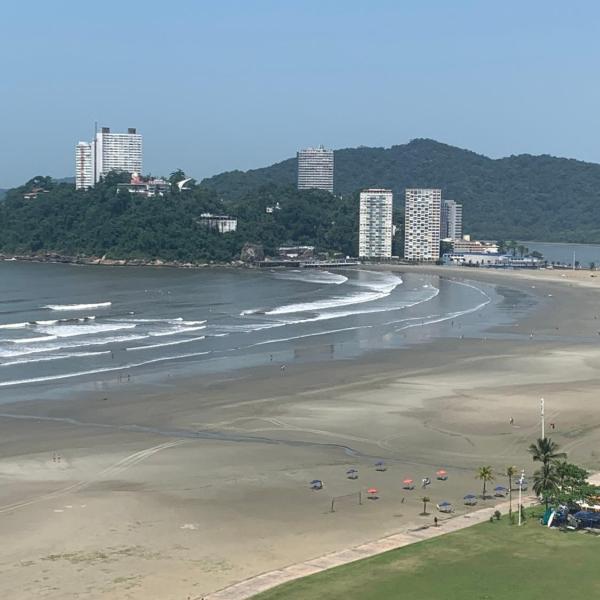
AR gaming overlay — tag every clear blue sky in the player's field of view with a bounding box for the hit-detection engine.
[1,0,599,187]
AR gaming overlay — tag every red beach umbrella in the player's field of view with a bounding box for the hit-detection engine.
[403,478,414,484]
[436,469,447,476]
[367,487,378,495]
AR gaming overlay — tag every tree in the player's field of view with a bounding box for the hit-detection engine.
[476,466,494,499]
[528,437,567,468]
[421,496,430,515]
[533,463,560,509]
[506,465,517,518]
[506,241,518,256]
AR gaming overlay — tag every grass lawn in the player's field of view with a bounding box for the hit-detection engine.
[253,511,600,600]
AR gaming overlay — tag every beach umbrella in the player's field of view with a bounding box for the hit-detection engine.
[375,460,386,471]
[310,479,323,490]
[346,468,358,479]
[367,487,378,498]
[436,469,448,480]
[402,478,415,489]
[346,468,358,474]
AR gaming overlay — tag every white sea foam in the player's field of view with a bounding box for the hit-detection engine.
[0,350,212,388]
[33,323,136,338]
[44,302,112,311]
[247,326,368,347]
[273,270,348,285]
[148,325,206,337]
[126,335,206,351]
[246,272,403,316]
[1,350,111,367]
[0,333,149,359]
[6,335,58,344]
[0,322,29,330]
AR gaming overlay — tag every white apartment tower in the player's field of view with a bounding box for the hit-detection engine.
[75,141,93,190]
[404,189,442,261]
[359,189,393,258]
[297,146,334,193]
[441,199,463,240]
[75,126,143,187]
[94,127,142,183]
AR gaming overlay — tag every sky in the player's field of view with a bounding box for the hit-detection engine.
[1,0,600,187]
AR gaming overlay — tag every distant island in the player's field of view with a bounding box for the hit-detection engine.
[3,139,600,264]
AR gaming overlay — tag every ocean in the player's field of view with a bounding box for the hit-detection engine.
[0,261,511,401]
[521,241,600,266]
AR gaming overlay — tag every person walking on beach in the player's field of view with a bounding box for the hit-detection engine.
[509,416,514,425]
[280,364,286,374]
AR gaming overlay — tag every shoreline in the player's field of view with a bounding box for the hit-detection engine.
[0,266,599,598]
[0,252,245,269]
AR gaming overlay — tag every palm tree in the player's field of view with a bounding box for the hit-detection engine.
[421,496,430,515]
[476,466,494,499]
[528,437,566,468]
[533,464,560,509]
[506,465,517,517]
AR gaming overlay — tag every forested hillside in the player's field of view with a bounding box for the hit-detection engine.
[0,174,359,261]
[3,138,600,264]
[204,139,600,243]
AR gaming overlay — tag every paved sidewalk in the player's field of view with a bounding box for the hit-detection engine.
[203,495,538,600]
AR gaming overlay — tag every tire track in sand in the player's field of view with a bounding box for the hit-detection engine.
[0,439,187,515]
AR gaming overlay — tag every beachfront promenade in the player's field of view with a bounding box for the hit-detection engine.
[203,494,540,600]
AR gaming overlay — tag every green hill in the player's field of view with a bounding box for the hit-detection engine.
[3,139,600,264]
[0,174,358,262]
[203,138,600,243]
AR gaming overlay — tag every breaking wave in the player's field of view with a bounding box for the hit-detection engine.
[43,302,112,311]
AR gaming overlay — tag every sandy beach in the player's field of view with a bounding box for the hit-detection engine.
[1,266,600,599]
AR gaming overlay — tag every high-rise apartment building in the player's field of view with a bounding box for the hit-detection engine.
[404,189,442,261]
[297,146,334,193]
[75,126,143,187]
[94,127,142,183]
[75,141,93,190]
[359,189,393,258]
[441,199,463,240]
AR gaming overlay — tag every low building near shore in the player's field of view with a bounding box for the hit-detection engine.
[443,253,541,268]
[278,246,315,259]
[198,213,238,233]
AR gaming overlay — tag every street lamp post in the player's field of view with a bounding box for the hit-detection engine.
[541,397,545,439]
[518,469,525,526]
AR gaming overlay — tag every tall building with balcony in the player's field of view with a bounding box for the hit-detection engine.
[404,189,442,261]
[359,189,393,258]
[94,127,142,183]
[297,146,334,193]
[75,141,93,190]
[441,199,463,240]
[74,126,143,187]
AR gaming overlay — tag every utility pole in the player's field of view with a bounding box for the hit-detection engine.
[518,469,525,526]
[541,397,545,440]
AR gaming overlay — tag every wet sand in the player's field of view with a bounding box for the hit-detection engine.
[1,267,600,599]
